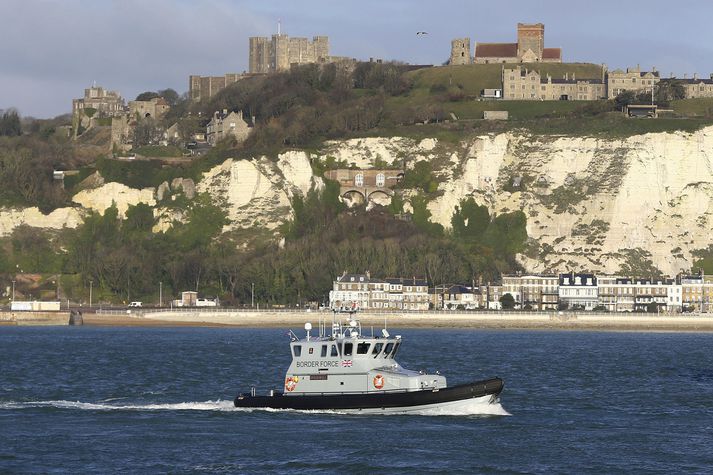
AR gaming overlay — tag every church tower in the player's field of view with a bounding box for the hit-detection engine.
[450,38,472,65]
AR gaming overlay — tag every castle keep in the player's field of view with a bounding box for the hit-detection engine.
[249,34,330,73]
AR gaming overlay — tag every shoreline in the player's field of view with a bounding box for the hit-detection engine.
[77,311,713,333]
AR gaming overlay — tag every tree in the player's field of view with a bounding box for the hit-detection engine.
[136,91,160,102]
[614,90,637,110]
[451,197,490,242]
[646,301,659,313]
[0,109,22,136]
[158,88,180,106]
[133,116,160,146]
[655,80,685,103]
[500,293,515,310]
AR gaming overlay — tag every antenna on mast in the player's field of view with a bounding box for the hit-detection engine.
[277,18,281,35]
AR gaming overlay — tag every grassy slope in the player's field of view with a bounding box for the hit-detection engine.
[406,63,604,97]
[380,63,713,137]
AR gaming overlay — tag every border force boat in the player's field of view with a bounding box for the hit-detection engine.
[234,315,504,414]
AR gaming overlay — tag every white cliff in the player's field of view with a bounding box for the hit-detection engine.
[72,182,156,217]
[0,207,83,237]
[3,127,712,276]
[196,151,323,231]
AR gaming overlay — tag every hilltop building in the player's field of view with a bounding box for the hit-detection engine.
[450,38,472,65]
[206,110,252,146]
[471,23,562,64]
[249,34,330,73]
[72,85,125,118]
[607,66,660,99]
[128,97,170,119]
[188,73,264,102]
[503,66,605,100]
[659,74,713,99]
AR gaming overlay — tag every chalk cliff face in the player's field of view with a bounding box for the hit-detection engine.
[196,150,323,231]
[311,130,713,276]
[1,128,711,275]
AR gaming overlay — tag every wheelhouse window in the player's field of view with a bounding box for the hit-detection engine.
[357,342,371,354]
[293,345,302,357]
[321,345,328,357]
[383,342,394,357]
[330,344,339,357]
[372,342,384,358]
[343,342,353,356]
[390,342,401,358]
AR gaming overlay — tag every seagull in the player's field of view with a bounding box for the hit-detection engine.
[416,31,428,36]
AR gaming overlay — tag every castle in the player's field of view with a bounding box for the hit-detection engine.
[450,23,562,65]
[249,34,330,73]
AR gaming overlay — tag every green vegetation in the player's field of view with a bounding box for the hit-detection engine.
[133,145,183,157]
[692,246,713,274]
[405,63,603,99]
[671,98,713,117]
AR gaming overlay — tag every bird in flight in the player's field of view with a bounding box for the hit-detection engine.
[416,31,428,36]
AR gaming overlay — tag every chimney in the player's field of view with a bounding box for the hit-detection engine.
[573,72,576,81]
[684,73,688,79]
[710,73,713,81]
[670,72,674,79]
[694,73,699,80]
[222,109,228,115]
[652,66,657,73]
[366,270,370,279]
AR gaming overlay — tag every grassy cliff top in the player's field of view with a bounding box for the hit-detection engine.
[406,63,605,98]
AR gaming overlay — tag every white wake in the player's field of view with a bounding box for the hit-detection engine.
[0,398,509,417]
[0,400,240,412]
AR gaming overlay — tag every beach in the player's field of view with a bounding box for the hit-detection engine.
[76,309,713,332]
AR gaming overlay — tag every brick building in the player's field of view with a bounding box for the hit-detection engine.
[473,23,562,64]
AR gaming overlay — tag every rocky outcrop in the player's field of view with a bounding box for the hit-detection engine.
[420,128,713,276]
[72,182,156,217]
[196,151,323,232]
[0,207,83,237]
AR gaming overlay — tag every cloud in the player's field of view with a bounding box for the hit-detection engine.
[0,0,272,117]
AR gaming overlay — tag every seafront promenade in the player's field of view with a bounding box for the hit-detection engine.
[78,308,713,332]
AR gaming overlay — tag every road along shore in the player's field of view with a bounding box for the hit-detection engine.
[80,310,713,332]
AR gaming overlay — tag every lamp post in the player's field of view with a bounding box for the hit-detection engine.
[159,281,163,307]
[89,280,93,309]
[251,282,255,309]
[11,280,15,301]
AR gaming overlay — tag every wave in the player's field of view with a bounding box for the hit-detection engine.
[0,399,510,417]
[0,400,239,412]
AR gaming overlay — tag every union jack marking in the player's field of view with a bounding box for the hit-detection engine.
[341,359,353,367]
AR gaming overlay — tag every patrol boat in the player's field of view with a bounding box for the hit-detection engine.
[234,315,504,414]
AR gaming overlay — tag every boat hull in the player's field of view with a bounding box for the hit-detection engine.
[234,377,503,412]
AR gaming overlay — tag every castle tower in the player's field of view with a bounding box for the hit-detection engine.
[272,34,290,71]
[313,36,330,62]
[517,23,544,61]
[249,37,271,73]
[450,38,472,65]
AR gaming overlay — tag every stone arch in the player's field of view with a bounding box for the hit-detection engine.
[342,190,365,207]
[367,189,392,206]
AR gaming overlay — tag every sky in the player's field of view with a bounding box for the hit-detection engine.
[1,0,712,118]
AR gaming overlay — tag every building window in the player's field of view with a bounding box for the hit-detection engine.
[355,173,364,187]
[376,173,385,187]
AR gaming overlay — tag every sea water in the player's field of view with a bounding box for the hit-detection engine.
[1,327,712,473]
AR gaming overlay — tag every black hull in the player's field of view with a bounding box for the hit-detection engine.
[234,377,503,411]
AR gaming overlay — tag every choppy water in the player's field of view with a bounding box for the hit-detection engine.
[1,327,712,473]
